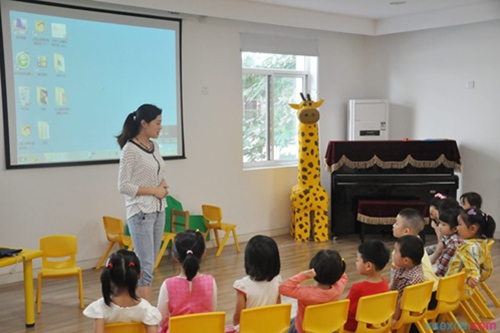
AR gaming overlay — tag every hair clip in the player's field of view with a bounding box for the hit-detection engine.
[434,193,446,199]
[467,209,477,216]
[107,263,113,269]
[186,250,193,255]
[195,229,200,233]
[341,257,345,262]
[129,262,135,267]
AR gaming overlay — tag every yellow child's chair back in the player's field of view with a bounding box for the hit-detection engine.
[392,280,434,333]
[105,322,147,333]
[426,272,466,333]
[37,234,84,313]
[355,290,398,333]
[239,303,291,333]
[96,216,133,269]
[479,240,500,307]
[169,311,226,333]
[303,299,350,333]
[201,204,241,256]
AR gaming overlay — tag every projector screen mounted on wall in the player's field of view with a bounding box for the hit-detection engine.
[0,0,184,169]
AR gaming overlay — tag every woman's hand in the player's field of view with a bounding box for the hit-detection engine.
[153,184,168,199]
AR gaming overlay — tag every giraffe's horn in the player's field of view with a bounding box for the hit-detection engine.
[300,92,306,101]
[307,93,312,101]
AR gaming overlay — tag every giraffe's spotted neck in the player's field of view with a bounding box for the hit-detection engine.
[297,122,320,187]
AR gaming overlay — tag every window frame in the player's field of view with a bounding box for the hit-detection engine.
[242,66,309,169]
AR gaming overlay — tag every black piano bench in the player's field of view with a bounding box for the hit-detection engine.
[357,199,429,243]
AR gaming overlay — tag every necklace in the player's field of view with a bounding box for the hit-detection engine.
[135,137,152,150]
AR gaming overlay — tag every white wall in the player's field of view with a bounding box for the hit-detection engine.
[0,14,366,283]
[365,20,500,236]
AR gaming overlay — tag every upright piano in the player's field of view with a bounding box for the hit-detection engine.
[324,140,461,236]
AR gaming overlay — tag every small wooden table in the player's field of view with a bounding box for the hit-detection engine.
[0,248,43,327]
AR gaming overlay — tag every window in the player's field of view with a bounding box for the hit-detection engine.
[242,52,317,167]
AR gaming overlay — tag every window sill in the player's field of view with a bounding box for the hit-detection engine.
[243,160,298,171]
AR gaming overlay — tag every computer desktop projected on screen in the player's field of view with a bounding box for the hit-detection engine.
[0,0,184,169]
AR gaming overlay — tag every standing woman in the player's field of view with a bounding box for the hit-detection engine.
[117,104,169,302]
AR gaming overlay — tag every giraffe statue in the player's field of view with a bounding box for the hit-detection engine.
[289,93,329,242]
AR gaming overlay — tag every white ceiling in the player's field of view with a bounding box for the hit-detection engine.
[244,0,495,19]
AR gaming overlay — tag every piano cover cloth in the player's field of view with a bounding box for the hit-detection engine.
[357,199,428,225]
[325,140,461,173]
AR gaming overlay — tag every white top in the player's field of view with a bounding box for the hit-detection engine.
[83,298,161,325]
[233,275,282,308]
[118,140,167,219]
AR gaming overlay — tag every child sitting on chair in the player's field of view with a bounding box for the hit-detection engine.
[430,208,464,277]
[390,235,425,321]
[226,235,282,333]
[279,249,347,333]
[83,250,161,333]
[345,240,390,331]
[447,208,496,296]
[157,230,217,333]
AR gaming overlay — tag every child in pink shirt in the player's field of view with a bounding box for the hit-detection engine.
[157,230,216,333]
[279,249,348,333]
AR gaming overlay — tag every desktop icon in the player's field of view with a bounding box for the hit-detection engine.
[36,86,49,105]
[13,18,27,34]
[54,53,65,72]
[38,121,50,140]
[37,55,47,68]
[51,23,67,39]
[19,86,30,106]
[55,87,67,106]
[16,51,30,69]
[20,124,31,137]
[35,20,46,33]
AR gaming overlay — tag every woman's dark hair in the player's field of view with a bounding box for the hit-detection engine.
[309,249,346,285]
[358,240,390,271]
[396,235,424,266]
[460,192,483,209]
[173,230,206,281]
[116,104,162,149]
[459,208,496,238]
[101,249,141,306]
[244,235,280,282]
[438,208,460,229]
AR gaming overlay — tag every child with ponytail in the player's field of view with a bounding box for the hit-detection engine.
[83,249,161,333]
[447,208,496,295]
[157,230,217,333]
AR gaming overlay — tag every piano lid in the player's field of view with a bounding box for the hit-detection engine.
[324,140,461,173]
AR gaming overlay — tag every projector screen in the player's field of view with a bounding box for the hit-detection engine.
[0,0,184,169]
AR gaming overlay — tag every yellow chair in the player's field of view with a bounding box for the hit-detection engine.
[458,240,495,320]
[425,272,466,333]
[37,234,84,313]
[104,322,147,333]
[154,209,190,268]
[201,204,241,257]
[354,290,398,333]
[392,280,434,333]
[96,216,133,269]
[458,292,489,333]
[169,311,226,333]
[239,303,291,333]
[478,240,500,308]
[303,299,350,333]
